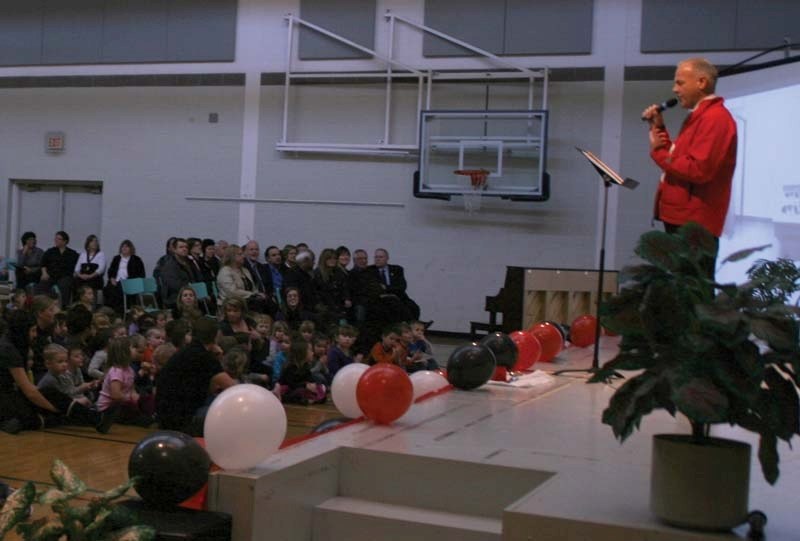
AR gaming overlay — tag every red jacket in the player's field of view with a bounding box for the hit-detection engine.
[651,97,737,237]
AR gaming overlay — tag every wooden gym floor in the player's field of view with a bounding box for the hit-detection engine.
[0,402,344,497]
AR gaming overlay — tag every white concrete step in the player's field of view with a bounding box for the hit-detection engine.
[312,496,502,541]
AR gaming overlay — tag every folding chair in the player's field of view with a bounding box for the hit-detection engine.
[120,278,144,314]
[121,278,145,314]
[141,277,160,311]
[189,282,212,315]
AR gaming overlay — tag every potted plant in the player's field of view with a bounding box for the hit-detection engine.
[0,460,155,540]
[590,222,800,531]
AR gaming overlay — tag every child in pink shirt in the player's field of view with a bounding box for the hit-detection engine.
[96,336,153,426]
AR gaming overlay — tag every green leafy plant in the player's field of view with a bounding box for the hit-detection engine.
[590,222,800,484]
[0,460,155,541]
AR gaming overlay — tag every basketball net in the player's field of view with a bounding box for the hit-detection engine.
[454,169,489,213]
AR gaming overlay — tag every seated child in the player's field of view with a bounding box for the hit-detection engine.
[37,344,93,407]
[87,328,114,381]
[51,312,69,346]
[126,306,145,335]
[251,314,272,364]
[96,337,154,426]
[310,333,331,386]
[154,310,170,331]
[221,347,249,383]
[278,337,326,404]
[248,314,272,387]
[152,342,177,372]
[135,313,157,335]
[5,289,28,312]
[141,327,166,368]
[298,320,315,344]
[270,333,292,383]
[165,318,192,348]
[130,334,154,409]
[369,326,401,366]
[269,321,290,357]
[36,344,113,433]
[398,322,438,373]
[110,322,128,339]
[218,336,238,354]
[92,312,111,333]
[327,324,364,379]
[64,343,100,403]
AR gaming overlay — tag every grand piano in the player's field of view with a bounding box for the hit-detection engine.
[470,266,619,339]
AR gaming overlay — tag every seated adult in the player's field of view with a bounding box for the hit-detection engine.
[219,297,259,341]
[284,250,316,310]
[39,230,79,306]
[216,244,270,313]
[30,295,59,383]
[243,240,277,316]
[275,287,314,331]
[73,285,96,313]
[159,238,197,308]
[188,237,218,315]
[15,231,44,290]
[152,237,177,282]
[201,238,219,281]
[0,311,108,434]
[155,318,236,436]
[172,286,204,324]
[349,249,380,327]
[281,244,298,274]
[73,234,106,294]
[312,248,351,330]
[264,245,285,307]
[104,239,146,314]
[368,248,420,321]
[188,237,216,284]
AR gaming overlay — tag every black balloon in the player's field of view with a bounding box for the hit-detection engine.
[446,344,496,390]
[128,431,211,507]
[479,332,519,369]
[310,417,352,434]
[544,320,568,342]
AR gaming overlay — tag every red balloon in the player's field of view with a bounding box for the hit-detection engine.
[570,314,598,348]
[509,331,541,371]
[356,364,414,425]
[529,322,563,362]
[491,366,509,382]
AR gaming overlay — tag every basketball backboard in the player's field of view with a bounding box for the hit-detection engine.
[414,110,550,202]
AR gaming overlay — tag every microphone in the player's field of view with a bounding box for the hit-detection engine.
[641,98,678,121]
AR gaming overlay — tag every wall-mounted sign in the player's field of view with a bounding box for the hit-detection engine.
[45,132,65,153]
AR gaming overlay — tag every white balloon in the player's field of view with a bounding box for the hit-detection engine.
[204,384,287,470]
[331,363,369,418]
[409,370,449,400]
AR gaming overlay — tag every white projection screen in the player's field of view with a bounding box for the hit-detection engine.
[715,58,800,284]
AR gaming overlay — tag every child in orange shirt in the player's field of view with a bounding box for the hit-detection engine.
[369,326,401,365]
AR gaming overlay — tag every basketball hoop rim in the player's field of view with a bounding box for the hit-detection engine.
[454,168,490,189]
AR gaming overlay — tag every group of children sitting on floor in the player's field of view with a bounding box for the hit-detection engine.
[1,287,438,432]
[208,315,438,405]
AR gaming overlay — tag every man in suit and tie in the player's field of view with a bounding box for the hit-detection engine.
[369,248,420,321]
[243,240,277,316]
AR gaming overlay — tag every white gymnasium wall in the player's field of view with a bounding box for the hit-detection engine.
[616,80,682,268]
[255,80,604,330]
[0,86,244,273]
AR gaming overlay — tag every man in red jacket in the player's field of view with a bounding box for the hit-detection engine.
[642,58,737,277]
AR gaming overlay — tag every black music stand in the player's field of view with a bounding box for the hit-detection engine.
[554,148,639,379]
